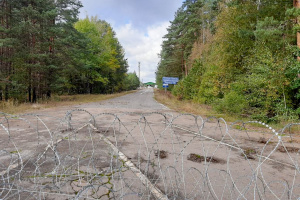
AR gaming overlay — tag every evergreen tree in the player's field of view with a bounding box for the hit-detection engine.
[161,0,300,122]
[156,0,204,86]
[0,0,130,103]
[0,0,83,102]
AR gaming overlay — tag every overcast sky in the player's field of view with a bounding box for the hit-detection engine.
[79,0,183,83]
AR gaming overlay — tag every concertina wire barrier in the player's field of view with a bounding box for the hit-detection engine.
[0,109,299,199]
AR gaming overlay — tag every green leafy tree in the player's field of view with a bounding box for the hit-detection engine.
[0,1,129,103]
[124,72,140,91]
[74,16,128,94]
[168,0,299,122]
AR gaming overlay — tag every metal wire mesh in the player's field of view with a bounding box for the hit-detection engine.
[0,109,299,199]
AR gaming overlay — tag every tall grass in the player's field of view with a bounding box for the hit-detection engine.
[154,89,219,117]
[153,89,296,131]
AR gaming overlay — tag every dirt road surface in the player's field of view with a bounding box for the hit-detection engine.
[0,88,299,199]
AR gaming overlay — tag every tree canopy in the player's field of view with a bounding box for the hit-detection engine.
[0,0,136,103]
[157,0,300,122]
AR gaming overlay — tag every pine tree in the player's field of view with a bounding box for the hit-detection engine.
[168,0,300,121]
[156,0,205,87]
[0,0,82,102]
[0,0,15,101]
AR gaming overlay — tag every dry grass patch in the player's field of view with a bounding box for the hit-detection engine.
[154,89,297,134]
[0,100,35,114]
[0,91,135,114]
[154,89,240,121]
[154,89,216,117]
[277,146,299,153]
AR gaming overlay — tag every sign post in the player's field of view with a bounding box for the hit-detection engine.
[162,77,179,94]
[162,83,169,93]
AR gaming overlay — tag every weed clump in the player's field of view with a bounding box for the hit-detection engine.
[241,148,256,160]
[187,153,225,164]
[277,146,299,153]
[154,150,168,159]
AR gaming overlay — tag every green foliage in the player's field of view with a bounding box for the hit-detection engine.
[173,59,204,100]
[215,91,247,114]
[195,65,223,104]
[156,0,206,87]
[164,0,300,122]
[0,0,83,102]
[124,72,140,91]
[0,1,129,102]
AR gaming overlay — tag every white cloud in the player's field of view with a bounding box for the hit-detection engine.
[115,22,169,83]
[79,0,182,30]
[78,0,183,83]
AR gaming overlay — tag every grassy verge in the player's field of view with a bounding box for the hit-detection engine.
[154,89,232,119]
[0,91,135,114]
[154,89,298,132]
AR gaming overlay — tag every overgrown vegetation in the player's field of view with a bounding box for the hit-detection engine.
[123,72,140,91]
[0,0,138,104]
[156,0,300,123]
[154,89,224,118]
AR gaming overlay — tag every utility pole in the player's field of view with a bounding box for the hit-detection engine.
[294,0,300,60]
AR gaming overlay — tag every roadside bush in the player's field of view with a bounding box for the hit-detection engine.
[172,81,185,100]
[173,59,204,100]
[195,65,223,104]
[215,91,247,114]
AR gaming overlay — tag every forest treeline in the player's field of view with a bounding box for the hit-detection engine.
[0,0,139,103]
[156,0,300,122]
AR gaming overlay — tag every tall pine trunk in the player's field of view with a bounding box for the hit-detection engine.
[4,85,8,101]
[28,86,31,102]
[32,87,36,103]
[0,0,12,101]
[28,67,32,102]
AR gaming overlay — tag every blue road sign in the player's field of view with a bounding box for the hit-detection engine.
[163,84,169,88]
[162,77,179,84]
